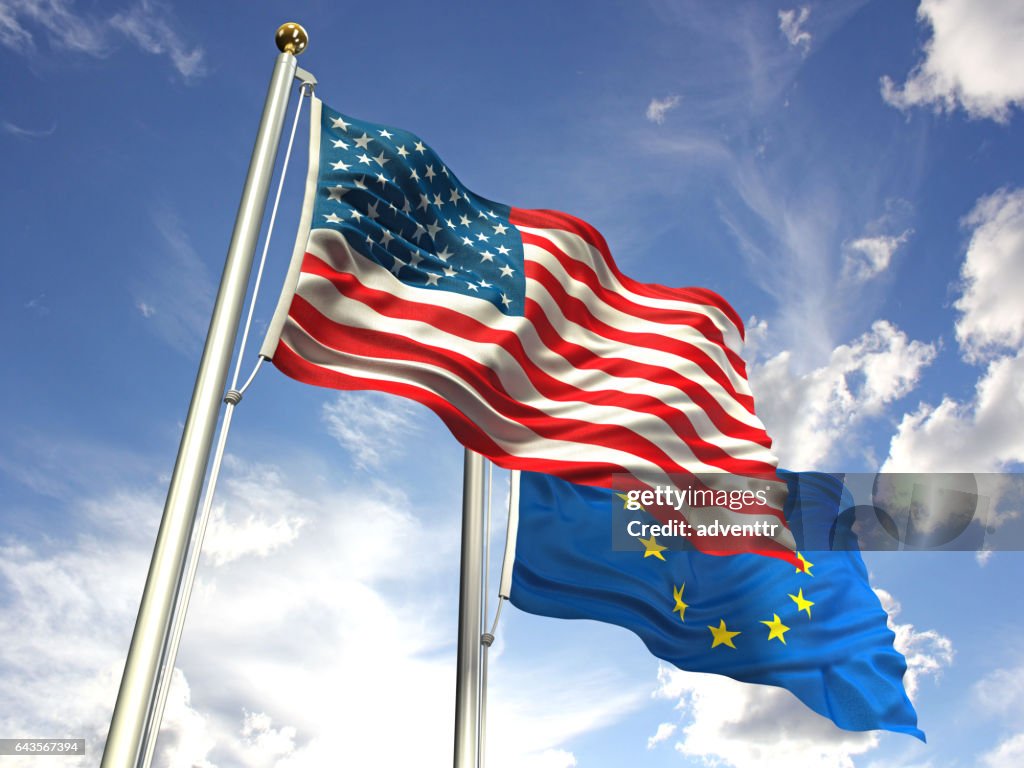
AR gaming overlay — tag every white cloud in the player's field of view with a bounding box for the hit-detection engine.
[954,188,1024,361]
[778,7,812,54]
[0,450,640,768]
[842,230,912,282]
[2,119,57,138]
[980,732,1024,767]
[110,0,205,79]
[646,721,677,749]
[883,350,1024,472]
[973,664,1024,719]
[650,588,950,768]
[0,0,204,77]
[874,588,954,700]
[751,320,936,468]
[881,0,1024,122]
[646,95,681,124]
[321,392,421,470]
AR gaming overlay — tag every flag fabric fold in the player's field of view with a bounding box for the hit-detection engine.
[505,469,923,739]
[262,96,794,557]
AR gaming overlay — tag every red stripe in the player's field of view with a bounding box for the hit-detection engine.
[510,207,746,338]
[299,253,775,468]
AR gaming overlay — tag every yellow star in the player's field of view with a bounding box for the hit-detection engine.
[638,535,667,561]
[708,619,741,649]
[672,584,688,621]
[795,552,814,576]
[789,588,814,618]
[761,614,790,644]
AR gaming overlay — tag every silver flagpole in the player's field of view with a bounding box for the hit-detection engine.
[453,449,486,768]
[100,24,308,768]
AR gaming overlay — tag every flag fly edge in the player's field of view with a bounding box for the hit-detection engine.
[261,96,324,358]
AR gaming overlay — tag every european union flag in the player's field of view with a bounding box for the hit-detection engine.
[508,470,923,739]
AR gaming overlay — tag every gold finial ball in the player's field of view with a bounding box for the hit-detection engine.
[275,23,308,55]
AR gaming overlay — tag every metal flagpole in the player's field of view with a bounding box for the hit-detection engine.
[100,24,308,768]
[453,449,486,768]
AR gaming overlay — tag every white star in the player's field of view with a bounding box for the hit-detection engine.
[332,139,350,150]
[379,129,394,139]
[497,245,511,255]
[446,218,457,229]
[381,230,394,246]
[476,233,489,242]
[500,293,512,307]
[433,193,444,206]
[443,266,457,277]
[479,279,492,288]
[499,265,514,277]
[331,116,350,131]
[354,133,373,149]
[466,282,479,292]
[492,223,508,235]
[357,153,373,165]
[412,223,427,241]
[426,220,442,238]
[436,246,453,262]
[487,210,498,218]
[390,256,405,275]
[462,236,474,246]
[376,172,388,187]
[401,198,412,214]
[331,160,351,171]
[425,165,436,181]
[409,252,423,268]
[396,145,409,158]
[425,272,440,286]
[323,212,343,223]
[366,201,379,219]
[480,251,494,262]
[459,214,471,227]
[327,185,347,202]
[414,141,427,153]
[373,151,389,167]
[418,194,430,211]
[442,166,450,177]
[410,168,420,182]
[354,177,368,190]
[449,188,461,203]
[478,211,489,219]
[350,209,363,221]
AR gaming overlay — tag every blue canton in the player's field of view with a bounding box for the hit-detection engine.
[311,103,527,316]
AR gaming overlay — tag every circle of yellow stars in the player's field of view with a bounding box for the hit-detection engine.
[634,529,817,650]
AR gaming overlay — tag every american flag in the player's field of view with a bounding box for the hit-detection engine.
[262,97,795,556]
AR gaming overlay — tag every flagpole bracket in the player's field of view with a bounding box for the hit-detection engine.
[294,67,317,87]
[223,389,242,406]
[481,632,495,648]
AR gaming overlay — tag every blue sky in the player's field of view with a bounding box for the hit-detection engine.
[1,1,1023,766]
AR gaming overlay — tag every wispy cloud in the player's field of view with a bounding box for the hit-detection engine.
[110,0,205,79]
[881,0,1024,123]
[133,206,215,357]
[778,7,812,55]
[2,119,57,138]
[321,392,421,471]
[0,0,204,78]
[645,94,681,124]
